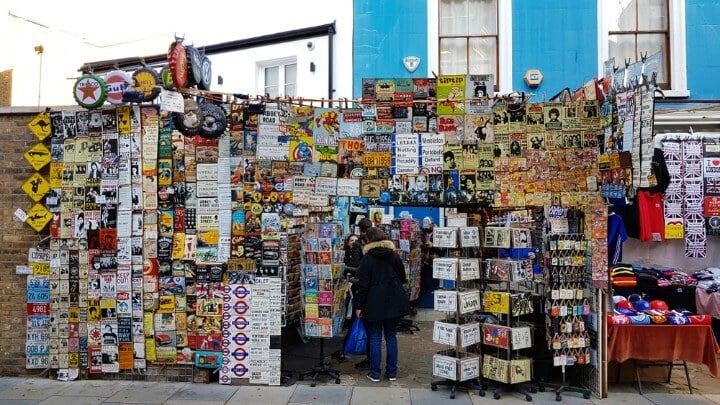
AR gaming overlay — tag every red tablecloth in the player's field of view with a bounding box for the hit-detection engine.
[608,324,720,378]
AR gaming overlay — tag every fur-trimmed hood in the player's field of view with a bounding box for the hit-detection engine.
[362,240,396,256]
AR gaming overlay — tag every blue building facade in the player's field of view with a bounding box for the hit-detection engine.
[353,0,720,101]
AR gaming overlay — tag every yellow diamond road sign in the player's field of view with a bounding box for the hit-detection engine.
[26,203,52,232]
[22,173,50,202]
[27,112,52,141]
[24,143,51,171]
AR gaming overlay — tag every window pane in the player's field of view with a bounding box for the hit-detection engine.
[469,37,496,78]
[264,66,279,98]
[609,0,637,31]
[637,34,667,84]
[440,0,468,35]
[284,63,297,86]
[440,38,468,75]
[468,0,497,36]
[638,0,667,30]
[284,84,296,98]
[609,34,636,65]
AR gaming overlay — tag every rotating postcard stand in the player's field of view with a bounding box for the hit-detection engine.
[298,223,348,386]
[429,226,485,399]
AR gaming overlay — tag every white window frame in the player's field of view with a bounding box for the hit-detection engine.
[256,56,297,98]
[598,0,688,97]
[428,0,513,93]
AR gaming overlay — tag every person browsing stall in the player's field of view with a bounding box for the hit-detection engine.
[355,227,411,382]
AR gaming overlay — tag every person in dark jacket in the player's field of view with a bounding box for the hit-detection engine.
[355,227,411,382]
[346,218,373,269]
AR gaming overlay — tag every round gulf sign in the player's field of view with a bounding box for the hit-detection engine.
[73,74,107,109]
[104,70,131,105]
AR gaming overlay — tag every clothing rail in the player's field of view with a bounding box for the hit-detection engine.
[653,132,720,148]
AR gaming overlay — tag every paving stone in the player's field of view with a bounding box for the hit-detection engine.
[591,392,654,404]
[641,393,715,405]
[289,384,352,405]
[56,379,130,397]
[702,394,720,404]
[410,387,472,405]
[227,385,296,405]
[38,396,109,405]
[350,386,411,404]
[103,381,177,403]
[0,378,67,400]
[167,382,237,401]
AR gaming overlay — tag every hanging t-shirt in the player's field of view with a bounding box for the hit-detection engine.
[607,212,628,265]
[637,190,665,242]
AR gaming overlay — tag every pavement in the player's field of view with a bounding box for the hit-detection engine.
[1,309,718,404]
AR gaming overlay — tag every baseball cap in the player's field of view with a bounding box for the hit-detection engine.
[627,293,643,303]
[616,300,635,311]
[649,300,669,312]
[633,299,651,312]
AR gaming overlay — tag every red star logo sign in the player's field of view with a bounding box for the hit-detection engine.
[78,79,99,101]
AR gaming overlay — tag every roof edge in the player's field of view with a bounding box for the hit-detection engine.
[78,22,336,74]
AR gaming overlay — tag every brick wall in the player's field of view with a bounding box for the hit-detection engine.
[0,109,212,382]
[0,108,47,375]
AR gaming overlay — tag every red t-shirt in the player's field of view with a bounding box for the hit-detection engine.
[637,190,666,242]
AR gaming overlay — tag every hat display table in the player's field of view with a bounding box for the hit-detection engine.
[607,324,720,394]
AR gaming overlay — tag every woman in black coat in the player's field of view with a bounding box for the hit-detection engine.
[355,227,411,382]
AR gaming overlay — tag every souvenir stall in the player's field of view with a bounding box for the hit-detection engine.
[25,35,719,399]
[599,55,720,394]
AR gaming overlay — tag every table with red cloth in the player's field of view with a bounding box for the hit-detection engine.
[608,324,720,393]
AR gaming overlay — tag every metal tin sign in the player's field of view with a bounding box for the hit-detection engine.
[26,112,52,141]
[27,303,49,315]
[26,354,49,369]
[27,276,50,302]
[21,173,50,202]
[23,143,51,171]
[104,70,132,105]
[73,74,108,109]
[25,203,51,232]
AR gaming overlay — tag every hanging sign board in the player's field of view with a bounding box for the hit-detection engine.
[23,143,51,171]
[21,173,50,202]
[26,112,52,141]
[25,203,52,232]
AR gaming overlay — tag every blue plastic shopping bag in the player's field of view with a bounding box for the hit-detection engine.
[343,317,367,356]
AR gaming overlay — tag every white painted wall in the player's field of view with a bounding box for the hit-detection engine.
[1,0,354,107]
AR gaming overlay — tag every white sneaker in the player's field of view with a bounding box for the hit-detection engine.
[367,374,380,383]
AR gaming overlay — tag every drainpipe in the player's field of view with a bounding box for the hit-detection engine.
[328,22,336,107]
